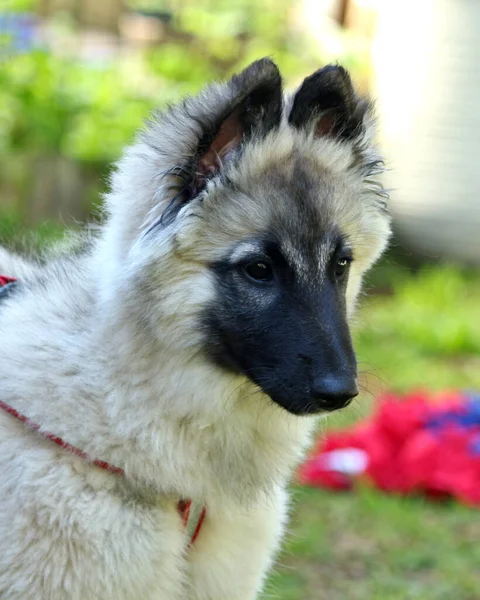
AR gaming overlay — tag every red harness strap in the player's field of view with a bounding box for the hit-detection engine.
[0,275,16,286]
[0,275,206,546]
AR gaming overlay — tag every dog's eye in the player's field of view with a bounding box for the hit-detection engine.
[334,257,352,280]
[244,260,274,283]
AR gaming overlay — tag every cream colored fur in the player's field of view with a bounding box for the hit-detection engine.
[0,61,390,600]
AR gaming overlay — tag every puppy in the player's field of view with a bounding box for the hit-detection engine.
[0,59,390,599]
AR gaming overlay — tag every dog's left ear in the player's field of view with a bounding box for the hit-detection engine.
[288,65,369,142]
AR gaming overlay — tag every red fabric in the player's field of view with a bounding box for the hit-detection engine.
[299,390,480,506]
[0,275,206,543]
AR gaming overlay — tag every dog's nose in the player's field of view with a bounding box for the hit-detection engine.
[312,375,358,411]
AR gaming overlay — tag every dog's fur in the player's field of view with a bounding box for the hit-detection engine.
[0,60,390,599]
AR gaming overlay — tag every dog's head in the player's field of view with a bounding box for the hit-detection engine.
[103,59,390,416]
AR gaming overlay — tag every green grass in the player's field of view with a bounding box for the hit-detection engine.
[262,262,480,600]
[264,486,480,600]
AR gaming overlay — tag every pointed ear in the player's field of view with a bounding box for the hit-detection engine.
[288,65,368,141]
[148,58,283,225]
[194,59,283,187]
[197,108,244,179]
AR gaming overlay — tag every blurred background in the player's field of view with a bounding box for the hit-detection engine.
[1,0,480,598]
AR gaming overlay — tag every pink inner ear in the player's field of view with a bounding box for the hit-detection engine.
[315,111,337,137]
[198,108,244,179]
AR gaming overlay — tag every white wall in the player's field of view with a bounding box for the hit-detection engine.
[372,0,480,263]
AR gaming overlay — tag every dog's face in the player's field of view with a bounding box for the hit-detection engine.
[205,229,358,416]
[107,60,390,416]
[201,161,363,416]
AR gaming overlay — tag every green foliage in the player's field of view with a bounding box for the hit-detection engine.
[363,265,480,355]
[1,0,370,223]
[163,0,307,77]
[2,0,367,166]
[1,0,343,221]
[3,0,38,12]
[354,263,480,393]
[0,51,156,162]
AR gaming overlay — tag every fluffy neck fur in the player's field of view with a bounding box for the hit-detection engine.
[0,63,388,511]
[0,243,315,511]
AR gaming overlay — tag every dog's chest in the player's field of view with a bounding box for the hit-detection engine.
[0,437,185,600]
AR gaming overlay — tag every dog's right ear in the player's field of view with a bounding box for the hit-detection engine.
[147,58,282,225]
[194,59,282,191]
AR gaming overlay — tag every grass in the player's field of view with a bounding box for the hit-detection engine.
[262,260,480,600]
[264,486,480,600]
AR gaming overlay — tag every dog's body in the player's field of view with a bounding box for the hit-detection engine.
[0,60,390,599]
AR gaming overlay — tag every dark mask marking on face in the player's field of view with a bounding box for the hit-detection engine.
[202,235,358,416]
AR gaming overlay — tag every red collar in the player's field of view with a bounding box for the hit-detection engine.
[0,275,16,286]
[0,275,206,546]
